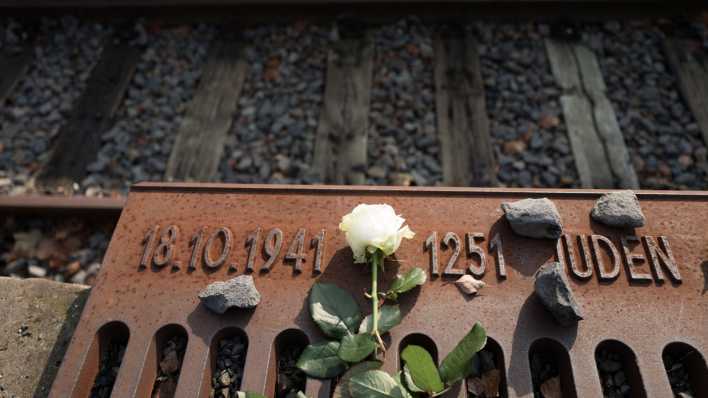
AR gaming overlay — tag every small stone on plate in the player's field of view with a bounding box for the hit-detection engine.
[591,190,645,228]
[198,275,261,314]
[501,198,563,239]
[455,274,485,296]
[534,262,583,327]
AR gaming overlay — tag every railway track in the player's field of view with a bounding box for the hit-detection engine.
[0,8,706,198]
[1,3,707,288]
[0,194,121,284]
[0,5,706,398]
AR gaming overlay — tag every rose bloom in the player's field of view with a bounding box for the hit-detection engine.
[338,204,415,263]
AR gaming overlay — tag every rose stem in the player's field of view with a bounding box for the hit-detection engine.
[371,251,385,352]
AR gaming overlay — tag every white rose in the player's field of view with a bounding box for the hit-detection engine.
[338,204,415,263]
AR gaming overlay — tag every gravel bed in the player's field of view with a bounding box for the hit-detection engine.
[466,347,503,398]
[217,21,327,184]
[596,349,631,397]
[2,17,705,192]
[276,344,306,398]
[211,335,248,398]
[585,20,708,189]
[0,216,111,285]
[530,350,561,398]
[367,17,440,186]
[476,22,580,188]
[0,17,108,195]
[663,349,698,397]
[90,336,128,398]
[0,17,32,54]
[84,23,213,195]
[152,335,187,398]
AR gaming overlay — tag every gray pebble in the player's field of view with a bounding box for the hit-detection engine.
[590,21,708,189]
[27,264,47,277]
[534,262,583,327]
[198,275,261,314]
[367,17,441,186]
[217,22,326,184]
[478,21,580,188]
[591,191,646,228]
[501,197,563,239]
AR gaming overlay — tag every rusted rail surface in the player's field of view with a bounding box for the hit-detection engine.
[47,183,706,397]
[0,1,704,21]
[0,195,124,217]
[0,0,683,5]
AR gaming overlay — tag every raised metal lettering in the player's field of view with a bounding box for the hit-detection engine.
[425,232,439,276]
[591,234,620,281]
[442,232,464,276]
[245,228,261,273]
[311,229,326,274]
[644,236,681,283]
[203,227,232,269]
[285,228,307,273]
[261,228,283,272]
[153,225,178,268]
[188,227,206,271]
[559,234,592,280]
[466,232,486,277]
[621,235,652,283]
[489,232,506,279]
[139,225,159,269]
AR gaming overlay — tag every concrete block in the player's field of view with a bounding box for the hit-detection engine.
[0,277,89,398]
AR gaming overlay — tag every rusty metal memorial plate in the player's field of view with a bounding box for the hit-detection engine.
[50,183,707,398]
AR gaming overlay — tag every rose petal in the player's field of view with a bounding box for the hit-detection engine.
[338,204,415,262]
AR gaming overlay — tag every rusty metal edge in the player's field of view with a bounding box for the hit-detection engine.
[0,183,706,218]
[0,0,678,5]
[131,182,708,199]
[0,195,125,216]
[0,0,705,21]
[49,181,708,398]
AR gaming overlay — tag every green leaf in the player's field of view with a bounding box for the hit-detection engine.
[349,370,410,398]
[358,305,402,334]
[338,334,377,363]
[386,267,427,300]
[401,345,445,394]
[309,283,363,338]
[393,372,413,398]
[439,322,487,384]
[296,341,348,379]
[332,361,382,398]
[402,365,424,393]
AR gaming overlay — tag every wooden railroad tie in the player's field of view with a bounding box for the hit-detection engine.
[165,36,247,182]
[545,38,639,189]
[662,37,708,149]
[35,34,140,192]
[0,46,33,106]
[313,25,373,185]
[434,29,497,187]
